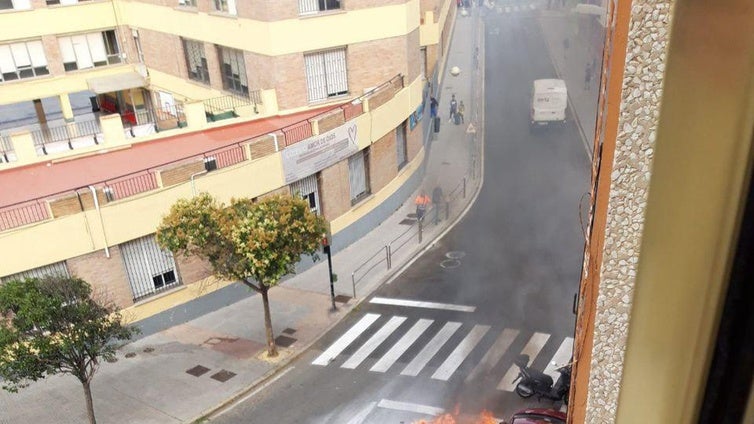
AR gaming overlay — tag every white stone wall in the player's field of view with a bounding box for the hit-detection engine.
[585,0,674,421]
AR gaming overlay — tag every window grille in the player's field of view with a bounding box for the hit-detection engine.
[304,48,348,102]
[299,0,340,14]
[217,46,248,96]
[396,121,408,169]
[0,261,69,284]
[290,174,321,215]
[348,149,370,204]
[120,235,180,301]
[182,39,209,84]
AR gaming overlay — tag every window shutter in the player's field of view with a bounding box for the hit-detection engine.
[299,0,317,14]
[324,48,347,95]
[11,0,31,9]
[0,45,16,74]
[10,43,31,68]
[348,150,366,201]
[305,53,327,102]
[71,35,93,69]
[26,41,47,67]
[227,0,236,15]
[58,37,76,63]
[87,32,108,63]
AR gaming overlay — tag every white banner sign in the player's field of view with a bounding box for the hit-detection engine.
[282,121,359,184]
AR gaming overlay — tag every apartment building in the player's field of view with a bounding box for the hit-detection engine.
[0,0,457,311]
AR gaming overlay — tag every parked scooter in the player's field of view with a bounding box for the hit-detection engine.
[512,354,571,404]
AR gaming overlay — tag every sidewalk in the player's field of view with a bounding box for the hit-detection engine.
[537,4,604,158]
[0,7,485,424]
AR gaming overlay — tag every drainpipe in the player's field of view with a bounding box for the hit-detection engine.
[268,132,280,152]
[190,170,208,196]
[88,186,110,258]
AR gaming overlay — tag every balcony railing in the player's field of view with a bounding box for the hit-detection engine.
[203,90,261,122]
[30,119,102,155]
[0,134,13,163]
[0,74,405,232]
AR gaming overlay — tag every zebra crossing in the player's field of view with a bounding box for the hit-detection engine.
[311,313,573,391]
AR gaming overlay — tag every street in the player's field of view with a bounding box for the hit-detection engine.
[211,7,591,424]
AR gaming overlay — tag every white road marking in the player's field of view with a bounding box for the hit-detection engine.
[466,328,520,383]
[497,332,551,391]
[544,337,574,380]
[431,325,490,381]
[370,318,434,373]
[341,316,407,369]
[377,399,444,416]
[311,313,380,366]
[210,366,295,418]
[401,322,462,376]
[370,297,476,312]
[344,401,377,424]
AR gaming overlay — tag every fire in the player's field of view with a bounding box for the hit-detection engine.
[413,409,499,424]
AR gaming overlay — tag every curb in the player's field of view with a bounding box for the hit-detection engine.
[537,13,593,160]
[193,12,486,424]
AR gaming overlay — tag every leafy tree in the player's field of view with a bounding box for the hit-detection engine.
[157,193,326,357]
[0,276,138,424]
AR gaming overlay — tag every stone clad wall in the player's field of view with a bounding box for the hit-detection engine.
[586,0,674,421]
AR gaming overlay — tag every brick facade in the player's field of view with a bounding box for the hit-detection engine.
[67,245,135,309]
[174,253,213,287]
[369,131,398,194]
[158,160,205,187]
[319,160,351,221]
[406,114,422,161]
[314,108,346,134]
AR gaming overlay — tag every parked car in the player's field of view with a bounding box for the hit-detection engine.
[503,408,567,424]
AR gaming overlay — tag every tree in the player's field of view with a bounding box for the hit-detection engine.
[157,193,326,357]
[0,276,138,424]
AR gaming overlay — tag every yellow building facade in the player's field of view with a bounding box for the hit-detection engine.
[0,0,457,318]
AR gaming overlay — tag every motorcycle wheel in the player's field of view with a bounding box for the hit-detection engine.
[515,382,535,398]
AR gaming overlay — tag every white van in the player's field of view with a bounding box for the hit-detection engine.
[530,79,567,130]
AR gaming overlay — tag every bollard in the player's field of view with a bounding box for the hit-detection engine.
[386,245,391,270]
[418,218,423,243]
[351,272,357,299]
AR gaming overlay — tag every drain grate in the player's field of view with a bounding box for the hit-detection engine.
[440,259,461,269]
[186,365,211,377]
[399,219,417,225]
[446,251,466,259]
[210,370,236,383]
[334,294,352,304]
[275,335,297,348]
[282,328,297,335]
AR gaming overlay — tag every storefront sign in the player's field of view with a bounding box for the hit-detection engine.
[282,122,359,184]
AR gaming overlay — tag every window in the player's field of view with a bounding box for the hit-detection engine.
[213,0,236,15]
[299,0,341,14]
[182,39,209,84]
[0,261,69,284]
[0,40,49,82]
[396,121,408,170]
[290,174,321,215]
[120,235,180,301]
[58,30,120,72]
[348,148,370,204]
[304,48,348,102]
[217,46,248,96]
[1,0,30,10]
[178,0,197,6]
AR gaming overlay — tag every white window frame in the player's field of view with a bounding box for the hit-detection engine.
[213,0,236,15]
[348,148,370,205]
[299,0,341,15]
[120,235,180,301]
[58,30,120,72]
[217,45,248,96]
[304,48,348,102]
[0,40,49,82]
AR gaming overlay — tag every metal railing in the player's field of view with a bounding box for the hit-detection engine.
[203,91,260,120]
[153,103,187,130]
[0,74,405,232]
[350,175,469,297]
[282,120,314,146]
[30,119,102,153]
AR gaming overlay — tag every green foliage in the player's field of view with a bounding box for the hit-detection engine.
[0,276,138,392]
[157,193,327,288]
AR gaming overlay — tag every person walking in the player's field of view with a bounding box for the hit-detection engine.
[457,101,466,124]
[584,63,593,90]
[449,94,458,123]
[431,185,444,224]
[415,191,431,221]
[430,96,439,118]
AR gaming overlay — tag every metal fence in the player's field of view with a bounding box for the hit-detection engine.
[282,120,314,146]
[203,91,260,119]
[31,119,102,152]
[350,176,469,297]
[0,200,50,232]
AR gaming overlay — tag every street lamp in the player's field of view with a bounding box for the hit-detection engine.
[322,234,337,311]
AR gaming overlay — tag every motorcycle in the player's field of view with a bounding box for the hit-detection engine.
[512,354,571,404]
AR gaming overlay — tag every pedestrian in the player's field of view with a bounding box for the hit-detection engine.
[430,96,439,118]
[432,185,444,224]
[415,191,430,221]
[449,94,458,124]
[457,101,465,124]
[584,63,593,90]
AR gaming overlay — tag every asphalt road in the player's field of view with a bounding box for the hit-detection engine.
[212,9,591,424]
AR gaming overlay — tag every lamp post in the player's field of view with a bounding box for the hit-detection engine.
[322,235,336,311]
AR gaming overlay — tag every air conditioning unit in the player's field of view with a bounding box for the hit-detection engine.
[204,157,217,172]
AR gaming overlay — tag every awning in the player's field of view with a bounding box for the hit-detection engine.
[87,72,146,94]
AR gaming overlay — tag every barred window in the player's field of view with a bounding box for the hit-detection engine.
[299,0,340,15]
[304,48,348,102]
[217,46,248,96]
[213,0,236,15]
[182,39,209,84]
[348,148,371,205]
[0,261,69,284]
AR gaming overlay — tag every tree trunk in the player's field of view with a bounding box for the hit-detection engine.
[261,286,278,357]
[82,380,97,424]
